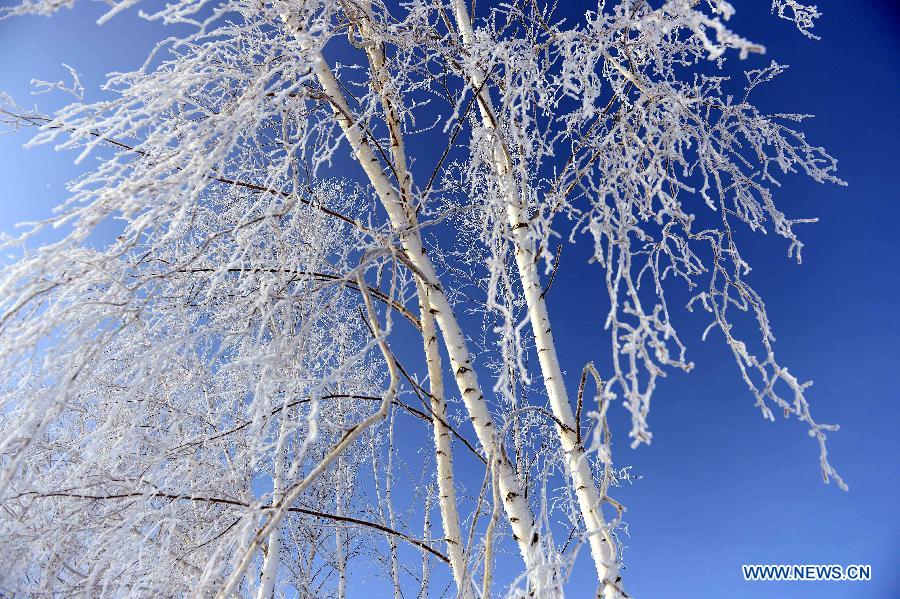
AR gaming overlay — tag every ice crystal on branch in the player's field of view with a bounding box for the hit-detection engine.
[0,1,845,596]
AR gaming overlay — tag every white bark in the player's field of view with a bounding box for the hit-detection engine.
[255,425,285,599]
[385,411,402,599]
[275,5,547,587]
[336,457,347,599]
[481,451,502,599]
[449,2,621,595]
[352,6,472,593]
[419,286,471,598]
[419,484,433,599]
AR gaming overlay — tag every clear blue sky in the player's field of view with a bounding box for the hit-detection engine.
[1,2,897,598]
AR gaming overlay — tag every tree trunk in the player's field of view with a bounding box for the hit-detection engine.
[276,6,549,590]
[418,285,471,597]
[449,2,622,596]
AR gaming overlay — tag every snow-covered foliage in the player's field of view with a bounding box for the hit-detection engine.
[0,0,843,596]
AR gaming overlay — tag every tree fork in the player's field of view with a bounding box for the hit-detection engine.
[275,3,549,590]
[449,2,622,596]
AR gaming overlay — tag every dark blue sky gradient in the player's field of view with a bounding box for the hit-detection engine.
[1,2,897,597]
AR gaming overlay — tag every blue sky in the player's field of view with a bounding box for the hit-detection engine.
[1,1,897,598]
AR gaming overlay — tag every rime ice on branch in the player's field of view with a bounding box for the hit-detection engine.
[0,0,844,597]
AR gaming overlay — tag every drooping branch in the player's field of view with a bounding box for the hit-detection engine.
[216,269,400,597]
[0,108,369,234]
[14,490,448,564]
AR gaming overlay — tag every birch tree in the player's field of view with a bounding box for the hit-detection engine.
[0,0,846,597]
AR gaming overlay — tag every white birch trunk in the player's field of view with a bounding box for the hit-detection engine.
[256,403,287,599]
[418,286,471,598]
[419,484,433,598]
[385,411,402,599]
[275,6,547,587]
[354,7,472,593]
[449,2,622,595]
[336,457,347,599]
